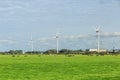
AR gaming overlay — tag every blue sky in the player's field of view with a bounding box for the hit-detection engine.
[0,0,120,51]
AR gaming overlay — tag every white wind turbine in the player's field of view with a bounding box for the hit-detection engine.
[55,33,59,54]
[30,34,34,52]
[95,27,100,53]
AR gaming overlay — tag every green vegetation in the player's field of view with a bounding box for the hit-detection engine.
[0,55,120,80]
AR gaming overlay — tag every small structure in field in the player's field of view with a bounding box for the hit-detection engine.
[87,49,107,53]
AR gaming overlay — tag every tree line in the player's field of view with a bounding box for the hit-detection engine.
[0,49,84,55]
[0,48,119,55]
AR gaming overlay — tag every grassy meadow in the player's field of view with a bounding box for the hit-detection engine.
[0,54,120,80]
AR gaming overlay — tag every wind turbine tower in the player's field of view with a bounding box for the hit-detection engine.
[56,33,59,54]
[96,27,100,53]
[30,34,34,52]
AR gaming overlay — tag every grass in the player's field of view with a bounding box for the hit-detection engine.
[0,55,120,80]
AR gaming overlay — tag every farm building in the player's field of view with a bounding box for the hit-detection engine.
[87,49,107,52]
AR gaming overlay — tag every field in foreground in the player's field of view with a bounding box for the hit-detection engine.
[0,55,120,80]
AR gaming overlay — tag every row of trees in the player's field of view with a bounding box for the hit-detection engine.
[0,50,23,55]
[0,49,119,55]
[0,49,84,55]
[44,49,84,54]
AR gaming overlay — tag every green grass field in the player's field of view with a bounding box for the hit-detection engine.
[0,55,120,80]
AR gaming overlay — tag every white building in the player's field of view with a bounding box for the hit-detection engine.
[88,49,107,52]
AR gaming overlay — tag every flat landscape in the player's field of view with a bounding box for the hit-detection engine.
[0,55,120,80]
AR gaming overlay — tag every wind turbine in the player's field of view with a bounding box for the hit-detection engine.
[56,33,59,54]
[30,34,34,53]
[95,27,100,53]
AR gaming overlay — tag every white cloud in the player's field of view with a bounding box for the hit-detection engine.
[0,40,16,44]
[100,32,120,37]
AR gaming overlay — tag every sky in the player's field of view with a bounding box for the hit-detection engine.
[0,0,120,51]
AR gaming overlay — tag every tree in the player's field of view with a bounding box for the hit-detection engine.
[8,50,23,54]
[59,49,71,54]
[44,49,57,54]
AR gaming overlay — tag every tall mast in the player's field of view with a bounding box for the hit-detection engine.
[56,33,59,54]
[30,34,33,52]
[96,27,100,53]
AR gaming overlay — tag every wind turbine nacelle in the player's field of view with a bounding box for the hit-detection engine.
[56,36,59,38]
[96,29,100,33]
